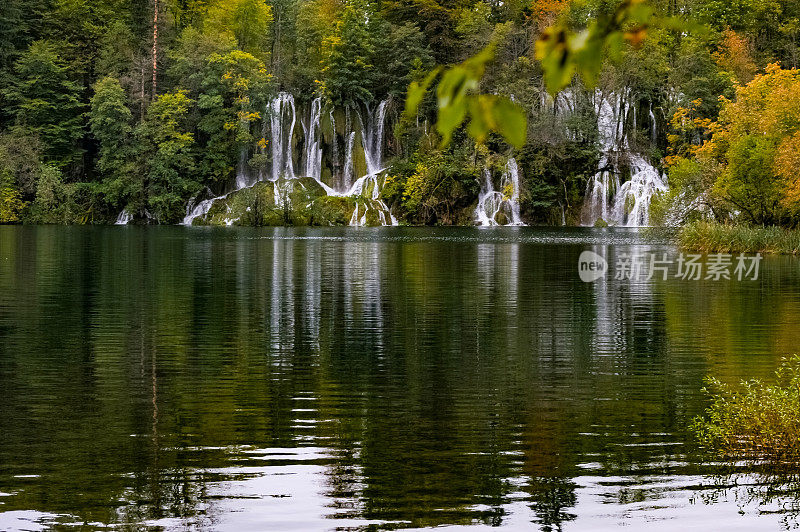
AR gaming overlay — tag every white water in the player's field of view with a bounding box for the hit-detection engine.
[115,209,133,225]
[183,95,394,226]
[611,155,668,226]
[271,93,296,181]
[343,130,356,192]
[582,91,667,227]
[302,97,323,180]
[360,100,388,175]
[474,158,524,226]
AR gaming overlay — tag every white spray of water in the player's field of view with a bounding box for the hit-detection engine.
[271,92,296,180]
[302,97,323,180]
[582,91,667,227]
[184,96,395,226]
[474,158,525,226]
[115,209,133,225]
[360,100,388,175]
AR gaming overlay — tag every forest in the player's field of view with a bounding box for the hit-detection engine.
[1,0,799,227]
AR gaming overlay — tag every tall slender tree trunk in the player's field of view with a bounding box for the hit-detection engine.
[152,0,158,98]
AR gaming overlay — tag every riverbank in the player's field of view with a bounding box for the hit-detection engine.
[677,221,800,255]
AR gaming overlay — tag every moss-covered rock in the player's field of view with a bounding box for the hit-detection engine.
[594,217,609,228]
[191,177,363,227]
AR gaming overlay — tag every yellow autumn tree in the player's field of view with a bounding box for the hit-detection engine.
[696,64,800,225]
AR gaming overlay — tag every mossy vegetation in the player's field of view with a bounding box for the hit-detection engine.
[678,221,800,254]
[693,355,800,463]
[189,178,391,227]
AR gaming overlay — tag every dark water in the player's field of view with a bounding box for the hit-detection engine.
[1,226,800,531]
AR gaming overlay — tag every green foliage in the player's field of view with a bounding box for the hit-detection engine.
[203,0,274,57]
[196,50,272,184]
[27,164,80,223]
[693,355,800,462]
[388,146,480,225]
[0,132,44,197]
[370,21,434,99]
[136,91,199,223]
[678,221,800,255]
[0,183,27,223]
[90,76,136,214]
[405,42,528,148]
[3,41,84,168]
[518,135,598,223]
[320,0,375,107]
[535,0,655,94]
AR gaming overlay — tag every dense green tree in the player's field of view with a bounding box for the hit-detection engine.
[320,0,375,107]
[136,90,198,222]
[90,76,136,210]
[196,50,273,185]
[370,21,434,99]
[3,41,85,169]
[203,0,273,58]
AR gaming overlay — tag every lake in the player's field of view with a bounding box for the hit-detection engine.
[1,226,799,531]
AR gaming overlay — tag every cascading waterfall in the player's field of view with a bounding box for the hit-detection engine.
[302,97,323,180]
[183,94,395,226]
[502,158,522,225]
[360,100,388,175]
[474,158,524,226]
[582,91,667,227]
[115,209,133,225]
[475,169,503,226]
[184,194,221,225]
[271,92,296,181]
[235,144,249,190]
[611,155,668,226]
[343,130,356,192]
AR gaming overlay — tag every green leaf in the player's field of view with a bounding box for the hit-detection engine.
[437,98,467,146]
[492,97,527,148]
[404,67,441,119]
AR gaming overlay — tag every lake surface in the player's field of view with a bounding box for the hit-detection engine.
[1,226,800,531]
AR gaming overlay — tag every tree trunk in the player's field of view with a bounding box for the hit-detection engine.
[152,0,158,98]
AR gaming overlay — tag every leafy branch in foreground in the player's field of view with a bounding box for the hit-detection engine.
[404,42,526,149]
[692,355,800,463]
[405,0,671,148]
[535,0,655,95]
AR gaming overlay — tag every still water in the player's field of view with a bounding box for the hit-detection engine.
[1,226,799,531]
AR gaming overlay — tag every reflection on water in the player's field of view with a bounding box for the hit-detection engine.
[1,226,800,530]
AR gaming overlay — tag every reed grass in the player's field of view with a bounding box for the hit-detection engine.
[678,221,800,255]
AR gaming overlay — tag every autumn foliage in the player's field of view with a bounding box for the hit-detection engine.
[692,65,800,225]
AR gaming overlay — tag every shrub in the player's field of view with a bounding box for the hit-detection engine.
[692,355,800,463]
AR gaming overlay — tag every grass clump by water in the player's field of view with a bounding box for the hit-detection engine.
[692,355,800,463]
[678,221,800,254]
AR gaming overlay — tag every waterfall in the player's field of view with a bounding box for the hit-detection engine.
[329,109,339,183]
[183,94,396,226]
[475,169,503,226]
[360,100,388,175]
[235,145,249,190]
[501,158,522,225]
[474,158,524,226]
[115,209,133,225]
[183,194,221,225]
[343,130,355,192]
[302,97,323,179]
[649,104,657,142]
[611,155,668,227]
[581,91,667,227]
[270,92,296,180]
